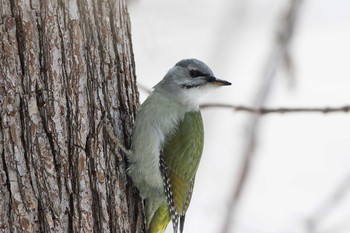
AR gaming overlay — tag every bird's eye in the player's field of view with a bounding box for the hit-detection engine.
[189,69,205,78]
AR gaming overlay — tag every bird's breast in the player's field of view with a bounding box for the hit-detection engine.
[129,92,187,198]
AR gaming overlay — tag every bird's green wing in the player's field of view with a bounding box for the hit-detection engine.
[162,111,204,215]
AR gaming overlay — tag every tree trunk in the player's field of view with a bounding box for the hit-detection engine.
[0,0,144,232]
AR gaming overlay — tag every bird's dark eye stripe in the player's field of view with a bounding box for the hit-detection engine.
[189,69,206,78]
[182,83,203,89]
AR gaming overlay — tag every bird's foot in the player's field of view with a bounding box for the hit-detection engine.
[103,122,131,162]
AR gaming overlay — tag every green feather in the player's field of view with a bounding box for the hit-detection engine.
[147,111,204,233]
[162,111,204,214]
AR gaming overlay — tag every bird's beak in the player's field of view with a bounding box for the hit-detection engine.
[207,76,231,86]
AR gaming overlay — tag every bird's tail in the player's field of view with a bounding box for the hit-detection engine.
[146,199,171,233]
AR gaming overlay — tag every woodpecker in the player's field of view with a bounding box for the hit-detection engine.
[128,59,231,233]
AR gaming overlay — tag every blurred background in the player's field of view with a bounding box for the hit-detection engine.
[128,0,350,232]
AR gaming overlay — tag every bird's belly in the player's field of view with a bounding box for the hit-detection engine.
[128,156,165,199]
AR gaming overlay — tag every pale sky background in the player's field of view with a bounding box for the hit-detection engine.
[128,1,350,232]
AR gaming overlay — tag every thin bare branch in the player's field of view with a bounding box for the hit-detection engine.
[138,84,350,115]
[200,103,350,114]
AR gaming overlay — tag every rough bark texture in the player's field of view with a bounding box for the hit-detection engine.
[0,0,144,232]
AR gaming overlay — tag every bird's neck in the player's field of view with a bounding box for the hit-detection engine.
[153,88,201,112]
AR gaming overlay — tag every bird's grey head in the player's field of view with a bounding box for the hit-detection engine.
[154,59,231,110]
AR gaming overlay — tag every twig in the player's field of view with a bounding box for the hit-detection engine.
[138,84,350,115]
[200,103,350,114]
[137,84,350,114]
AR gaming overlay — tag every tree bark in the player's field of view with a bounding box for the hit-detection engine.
[0,0,143,232]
